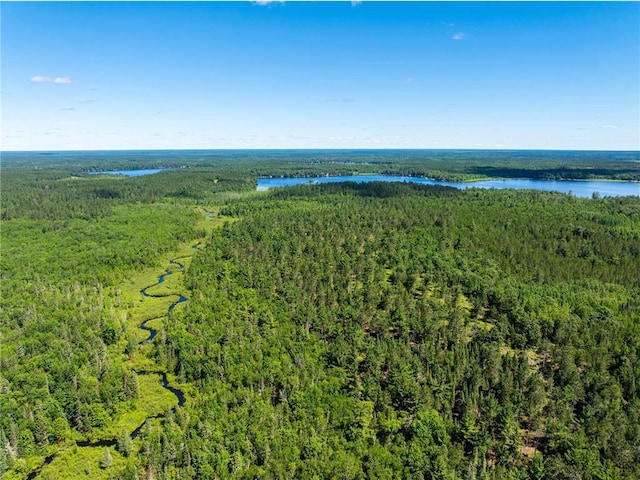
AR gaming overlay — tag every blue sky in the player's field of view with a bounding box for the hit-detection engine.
[2,1,638,151]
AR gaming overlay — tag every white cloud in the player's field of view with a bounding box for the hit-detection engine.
[31,75,72,84]
[252,0,283,6]
[351,0,362,6]
[600,125,619,129]
[452,33,465,40]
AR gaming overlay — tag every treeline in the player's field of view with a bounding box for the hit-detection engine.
[0,168,253,221]
[146,183,640,479]
[3,149,639,184]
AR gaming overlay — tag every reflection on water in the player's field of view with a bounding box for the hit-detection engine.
[257,175,639,198]
[87,168,168,176]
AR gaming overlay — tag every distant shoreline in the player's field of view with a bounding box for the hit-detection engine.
[2,148,640,155]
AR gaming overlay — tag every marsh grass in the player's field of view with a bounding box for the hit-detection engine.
[35,445,135,480]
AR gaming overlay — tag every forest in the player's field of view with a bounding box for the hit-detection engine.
[1,151,639,479]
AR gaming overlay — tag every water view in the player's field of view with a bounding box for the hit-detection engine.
[257,175,639,198]
[87,168,168,177]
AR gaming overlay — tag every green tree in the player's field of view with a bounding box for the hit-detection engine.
[52,417,71,444]
[100,447,113,469]
[101,322,118,345]
[117,429,133,457]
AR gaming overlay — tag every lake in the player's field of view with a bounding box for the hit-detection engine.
[87,168,168,177]
[257,175,639,198]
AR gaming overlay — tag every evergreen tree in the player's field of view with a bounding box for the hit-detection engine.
[100,447,113,469]
[117,429,133,457]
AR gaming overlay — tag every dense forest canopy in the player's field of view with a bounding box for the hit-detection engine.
[1,152,639,479]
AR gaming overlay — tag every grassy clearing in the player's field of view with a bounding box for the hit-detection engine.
[124,348,163,373]
[35,444,136,480]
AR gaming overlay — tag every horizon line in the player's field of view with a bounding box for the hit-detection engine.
[3,148,640,154]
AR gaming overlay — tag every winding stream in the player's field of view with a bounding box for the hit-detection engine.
[26,247,195,479]
[134,255,190,410]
